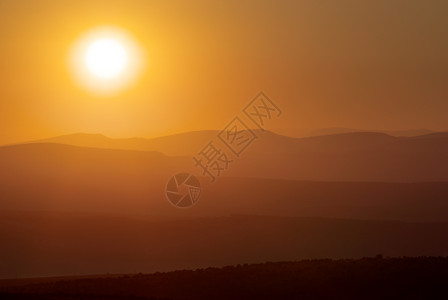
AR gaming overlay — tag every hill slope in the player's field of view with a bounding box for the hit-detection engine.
[1,257,448,299]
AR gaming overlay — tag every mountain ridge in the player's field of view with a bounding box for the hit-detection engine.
[18,130,447,156]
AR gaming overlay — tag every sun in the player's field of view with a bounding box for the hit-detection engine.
[69,26,145,96]
[86,39,127,79]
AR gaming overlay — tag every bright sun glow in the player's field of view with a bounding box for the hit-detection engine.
[86,39,127,79]
[69,26,145,96]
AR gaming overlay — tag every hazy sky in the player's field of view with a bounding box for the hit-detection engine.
[0,0,447,143]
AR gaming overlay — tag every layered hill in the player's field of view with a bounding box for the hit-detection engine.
[26,131,448,182]
[2,132,448,219]
[1,133,448,278]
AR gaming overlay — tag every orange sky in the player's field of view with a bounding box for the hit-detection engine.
[1,0,447,144]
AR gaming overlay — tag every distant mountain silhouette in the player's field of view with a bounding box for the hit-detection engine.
[2,132,448,217]
[1,143,448,221]
[33,130,440,154]
[409,132,448,139]
[30,131,448,182]
[35,130,448,182]
[35,131,221,156]
[0,143,193,215]
[230,131,448,182]
[307,127,436,137]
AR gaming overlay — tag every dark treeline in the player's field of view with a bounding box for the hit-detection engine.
[1,256,448,299]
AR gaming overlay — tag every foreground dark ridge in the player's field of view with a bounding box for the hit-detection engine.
[1,257,447,299]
